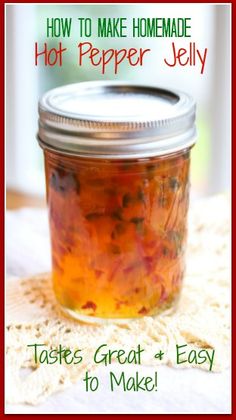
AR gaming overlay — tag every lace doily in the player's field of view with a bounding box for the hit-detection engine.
[6,195,230,405]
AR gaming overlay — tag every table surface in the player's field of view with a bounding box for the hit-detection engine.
[6,190,46,210]
[5,207,231,414]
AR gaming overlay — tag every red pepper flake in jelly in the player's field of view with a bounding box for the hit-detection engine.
[94,270,104,279]
[81,301,97,311]
[138,307,149,315]
[38,81,196,323]
[159,285,168,303]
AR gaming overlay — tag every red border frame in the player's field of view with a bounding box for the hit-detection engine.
[1,1,233,417]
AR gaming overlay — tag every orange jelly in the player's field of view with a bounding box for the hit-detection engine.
[38,81,196,322]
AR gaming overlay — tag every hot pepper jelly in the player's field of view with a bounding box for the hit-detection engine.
[37,81,197,323]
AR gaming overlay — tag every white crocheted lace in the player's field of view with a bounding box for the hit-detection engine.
[6,195,230,405]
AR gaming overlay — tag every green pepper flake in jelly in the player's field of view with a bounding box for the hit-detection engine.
[111,208,123,221]
[169,177,180,191]
[50,168,80,194]
[122,193,133,208]
[137,189,146,203]
[85,212,104,221]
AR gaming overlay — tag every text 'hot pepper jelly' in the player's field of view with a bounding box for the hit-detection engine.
[37,81,197,324]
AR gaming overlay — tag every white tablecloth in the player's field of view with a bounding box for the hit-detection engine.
[5,208,231,414]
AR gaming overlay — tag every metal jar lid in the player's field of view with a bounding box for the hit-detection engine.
[37,81,197,159]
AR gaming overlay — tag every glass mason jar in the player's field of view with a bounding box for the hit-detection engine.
[37,81,196,323]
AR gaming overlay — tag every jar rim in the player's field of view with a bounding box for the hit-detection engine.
[37,81,197,159]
